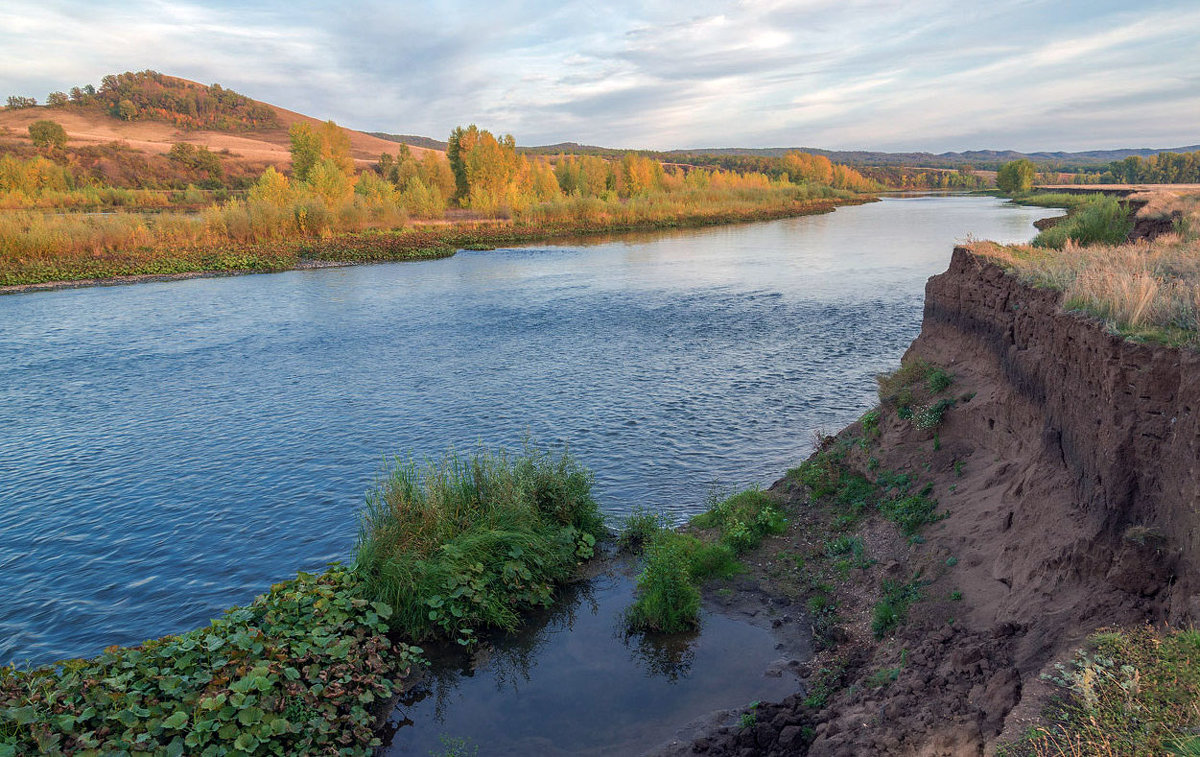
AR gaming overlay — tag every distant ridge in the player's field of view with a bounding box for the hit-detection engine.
[516,142,1200,169]
[368,132,448,151]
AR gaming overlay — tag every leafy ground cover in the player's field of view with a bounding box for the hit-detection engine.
[0,568,422,756]
[1,444,598,754]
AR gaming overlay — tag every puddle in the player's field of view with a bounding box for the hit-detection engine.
[380,562,803,756]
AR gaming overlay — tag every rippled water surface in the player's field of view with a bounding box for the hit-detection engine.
[0,195,1055,664]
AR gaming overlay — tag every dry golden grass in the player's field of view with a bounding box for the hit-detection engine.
[973,194,1200,347]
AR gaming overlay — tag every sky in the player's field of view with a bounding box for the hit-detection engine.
[2,0,1198,152]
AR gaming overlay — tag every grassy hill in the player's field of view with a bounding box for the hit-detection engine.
[0,71,439,187]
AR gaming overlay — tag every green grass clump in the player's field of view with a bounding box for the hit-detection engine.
[354,444,605,644]
[1000,626,1200,756]
[879,490,942,536]
[1033,195,1133,250]
[625,533,702,633]
[0,567,423,756]
[691,488,786,553]
[1009,192,1094,210]
[872,578,923,638]
[618,506,669,553]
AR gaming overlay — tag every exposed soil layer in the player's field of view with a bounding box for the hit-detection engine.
[685,247,1199,755]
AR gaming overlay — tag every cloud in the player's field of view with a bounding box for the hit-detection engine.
[0,0,1196,150]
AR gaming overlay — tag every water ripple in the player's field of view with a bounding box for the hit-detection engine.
[0,195,1054,664]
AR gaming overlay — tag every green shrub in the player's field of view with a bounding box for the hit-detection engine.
[691,488,786,553]
[879,491,942,536]
[914,398,955,430]
[872,579,923,638]
[354,444,604,643]
[618,506,668,553]
[0,567,422,756]
[626,533,702,633]
[1034,196,1133,250]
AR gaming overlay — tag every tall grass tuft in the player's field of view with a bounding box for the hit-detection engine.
[353,444,604,643]
[625,533,702,633]
[1033,196,1134,250]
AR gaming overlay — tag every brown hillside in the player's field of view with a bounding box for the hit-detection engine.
[0,86,438,171]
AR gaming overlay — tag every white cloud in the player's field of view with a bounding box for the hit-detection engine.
[0,0,1196,150]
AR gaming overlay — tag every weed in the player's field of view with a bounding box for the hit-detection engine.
[1033,196,1134,250]
[927,367,953,394]
[880,492,942,536]
[691,488,786,554]
[954,460,965,477]
[619,506,668,553]
[740,701,761,730]
[872,579,923,638]
[861,408,882,437]
[914,398,956,430]
[945,556,958,567]
[1005,626,1200,755]
[866,649,909,687]
[949,590,963,601]
[625,533,702,633]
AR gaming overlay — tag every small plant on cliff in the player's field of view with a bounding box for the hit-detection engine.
[879,487,943,536]
[872,578,924,638]
[691,488,786,554]
[914,398,956,430]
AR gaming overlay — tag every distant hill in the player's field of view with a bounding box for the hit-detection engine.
[368,132,448,151]
[519,142,1200,170]
[0,71,440,174]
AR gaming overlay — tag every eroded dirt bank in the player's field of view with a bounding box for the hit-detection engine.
[684,247,1199,755]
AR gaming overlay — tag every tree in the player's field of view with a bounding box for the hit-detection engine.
[289,123,322,182]
[28,120,68,150]
[317,120,353,176]
[6,95,37,109]
[996,159,1036,194]
[46,91,69,107]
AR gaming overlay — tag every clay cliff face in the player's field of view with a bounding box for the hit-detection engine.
[915,247,1199,633]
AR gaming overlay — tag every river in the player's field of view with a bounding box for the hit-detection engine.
[0,195,1056,667]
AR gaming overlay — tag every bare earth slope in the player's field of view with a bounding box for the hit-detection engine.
[684,247,1198,755]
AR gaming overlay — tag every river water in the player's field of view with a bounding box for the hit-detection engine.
[0,195,1055,666]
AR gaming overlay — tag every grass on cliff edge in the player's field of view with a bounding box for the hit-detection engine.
[354,444,606,645]
[973,192,1200,348]
[998,625,1200,757]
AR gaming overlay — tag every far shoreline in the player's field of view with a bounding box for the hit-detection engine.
[0,196,874,297]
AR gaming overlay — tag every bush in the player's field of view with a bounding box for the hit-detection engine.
[691,488,786,553]
[27,120,67,150]
[354,444,604,644]
[880,491,942,536]
[1034,196,1133,250]
[618,506,668,553]
[625,534,702,633]
[0,567,422,756]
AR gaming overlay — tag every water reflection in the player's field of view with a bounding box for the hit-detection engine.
[384,563,793,756]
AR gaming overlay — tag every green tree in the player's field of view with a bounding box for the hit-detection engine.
[28,120,68,150]
[996,159,1036,194]
[289,123,322,182]
[46,91,69,107]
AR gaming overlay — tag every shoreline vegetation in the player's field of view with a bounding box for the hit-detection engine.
[0,443,605,756]
[985,164,1200,348]
[1,108,880,292]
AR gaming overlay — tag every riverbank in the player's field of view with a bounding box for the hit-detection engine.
[679,244,1200,755]
[0,195,872,295]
